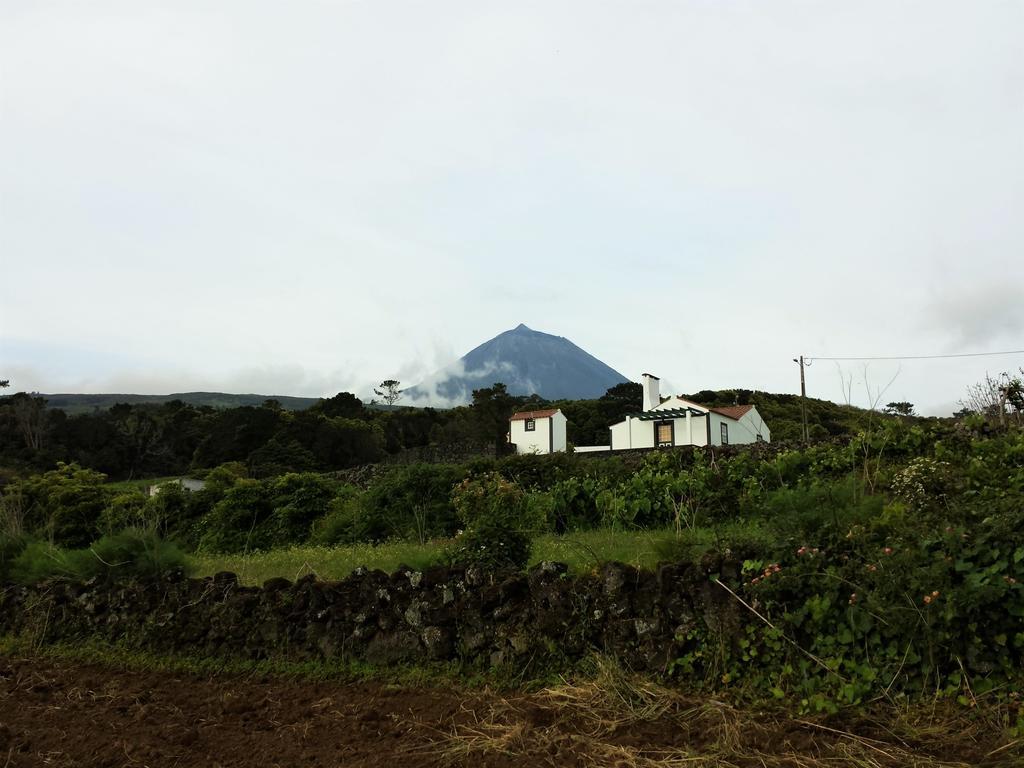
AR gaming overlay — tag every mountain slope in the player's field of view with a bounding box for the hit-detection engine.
[39,392,321,415]
[407,324,629,405]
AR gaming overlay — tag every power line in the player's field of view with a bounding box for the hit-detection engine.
[806,349,1024,363]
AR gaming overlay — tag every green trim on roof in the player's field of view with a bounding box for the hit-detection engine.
[627,408,706,420]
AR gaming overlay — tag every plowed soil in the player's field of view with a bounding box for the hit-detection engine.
[0,653,1018,767]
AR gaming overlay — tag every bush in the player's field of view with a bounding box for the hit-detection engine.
[98,491,149,535]
[0,533,29,582]
[4,528,190,584]
[309,486,364,545]
[445,524,532,570]
[356,464,467,543]
[14,462,114,548]
[452,473,547,532]
[67,527,190,581]
[197,479,273,553]
[265,473,339,546]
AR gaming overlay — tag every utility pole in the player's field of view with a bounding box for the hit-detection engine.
[793,356,809,442]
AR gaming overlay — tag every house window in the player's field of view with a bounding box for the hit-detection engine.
[656,421,673,447]
[525,419,535,432]
[720,423,729,445]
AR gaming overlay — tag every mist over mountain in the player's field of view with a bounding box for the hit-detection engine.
[406,324,630,406]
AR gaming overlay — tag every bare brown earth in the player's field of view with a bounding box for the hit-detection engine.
[0,653,1020,768]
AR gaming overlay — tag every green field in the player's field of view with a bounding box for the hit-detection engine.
[188,528,674,585]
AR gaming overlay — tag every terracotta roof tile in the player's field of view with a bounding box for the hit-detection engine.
[708,405,754,420]
[510,409,559,421]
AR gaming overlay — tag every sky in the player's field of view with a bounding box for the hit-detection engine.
[1,1,1021,416]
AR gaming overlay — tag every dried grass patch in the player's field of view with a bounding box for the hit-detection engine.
[422,657,1022,768]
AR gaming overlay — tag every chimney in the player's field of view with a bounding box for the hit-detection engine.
[641,373,660,411]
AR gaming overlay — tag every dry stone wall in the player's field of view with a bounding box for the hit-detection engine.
[0,557,745,671]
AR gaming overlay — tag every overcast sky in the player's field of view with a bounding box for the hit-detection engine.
[1,1,1021,415]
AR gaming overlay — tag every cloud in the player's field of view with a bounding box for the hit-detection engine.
[403,358,519,408]
[924,283,1024,348]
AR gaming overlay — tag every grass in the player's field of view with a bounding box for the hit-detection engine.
[188,528,676,585]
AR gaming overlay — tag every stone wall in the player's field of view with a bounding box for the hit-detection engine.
[0,557,745,671]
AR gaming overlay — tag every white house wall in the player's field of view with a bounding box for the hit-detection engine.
[552,413,568,452]
[740,410,771,442]
[510,418,553,454]
[709,410,769,445]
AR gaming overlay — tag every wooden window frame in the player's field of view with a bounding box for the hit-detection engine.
[655,420,674,448]
[720,422,729,445]
[525,418,536,432]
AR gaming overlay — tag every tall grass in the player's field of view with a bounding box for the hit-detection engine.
[188,529,677,585]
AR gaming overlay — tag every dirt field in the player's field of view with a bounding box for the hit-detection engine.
[1,653,1019,768]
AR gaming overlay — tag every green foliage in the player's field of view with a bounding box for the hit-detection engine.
[3,528,189,584]
[13,462,114,548]
[446,525,532,570]
[197,473,341,553]
[309,486,366,546]
[265,473,339,546]
[755,475,884,543]
[451,473,543,531]
[446,473,538,571]
[98,491,149,534]
[0,533,29,581]
[353,464,468,543]
[197,479,273,553]
[68,527,191,581]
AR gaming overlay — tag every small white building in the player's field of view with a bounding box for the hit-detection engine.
[148,477,207,497]
[508,409,568,454]
[608,374,770,450]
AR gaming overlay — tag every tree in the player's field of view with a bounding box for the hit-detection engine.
[959,371,1023,427]
[883,401,916,417]
[10,392,46,451]
[374,379,403,406]
[317,391,364,418]
[600,382,642,408]
[470,382,520,446]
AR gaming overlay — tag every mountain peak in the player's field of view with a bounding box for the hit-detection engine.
[406,325,628,405]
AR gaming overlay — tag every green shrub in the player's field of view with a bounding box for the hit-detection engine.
[452,473,546,532]
[98,491,148,535]
[445,524,532,570]
[66,527,190,581]
[5,528,189,584]
[15,462,114,548]
[265,473,339,546]
[756,475,883,545]
[651,521,779,565]
[309,486,364,545]
[6,539,76,583]
[356,464,467,542]
[197,479,273,553]
[0,533,29,582]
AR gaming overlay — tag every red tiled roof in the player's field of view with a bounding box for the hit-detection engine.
[708,405,754,421]
[510,409,559,421]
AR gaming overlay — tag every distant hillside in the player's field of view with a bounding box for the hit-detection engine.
[39,392,321,415]
[406,324,629,405]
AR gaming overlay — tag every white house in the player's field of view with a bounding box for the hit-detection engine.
[608,374,770,450]
[148,477,207,497]
[508,409,568,454]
